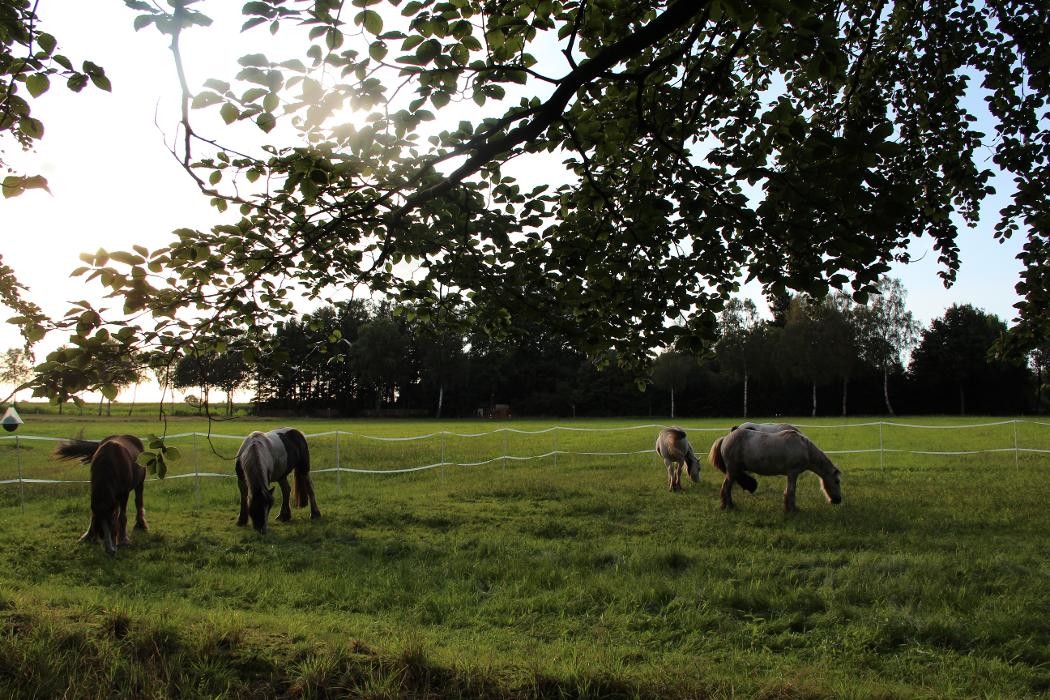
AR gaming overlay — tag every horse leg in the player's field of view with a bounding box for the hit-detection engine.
[305,475,321,519]
[236,463,249,526]
[276,477,292,521]
[783,472,799,513]
[720,476,735,510]
[666,461,674,491]
[133,475,148,531]
[117,492,132,545]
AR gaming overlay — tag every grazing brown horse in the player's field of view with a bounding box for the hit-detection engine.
[235,427,321,533]
[655,426,702,491]
[54,435,147,555]
[708,428,842,512]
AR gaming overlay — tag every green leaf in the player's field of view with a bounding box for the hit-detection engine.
[36,32,57,56]
[19,118,44,139]
[133,14,155,31]
[416,38,441,64]
[326,27,343,50]
[256,112,277,132]
[369,41,388,62]
[360,10,383,35]
[485,29,504,49]
[191,91,224,109]
[220,102,239,124]
[25,74,50,98]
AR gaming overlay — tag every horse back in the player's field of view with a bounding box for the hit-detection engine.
[91,440,138,499]
[656,427,689,461]
[275,427,310,473]
[724,428,809,476]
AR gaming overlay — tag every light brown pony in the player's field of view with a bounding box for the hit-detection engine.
[655,426,701,491]
[54,435,147,555]
[708,428,842,512]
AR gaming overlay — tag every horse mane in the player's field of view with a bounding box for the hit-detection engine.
[801,433,837,474]
[240,437,269,489]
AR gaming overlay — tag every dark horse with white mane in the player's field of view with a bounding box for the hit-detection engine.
[655,426,702,491]
[708,427,842,512]
[54,435,148,556]
[235,427,321,533]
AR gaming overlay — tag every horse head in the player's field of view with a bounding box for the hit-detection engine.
[249,484,275,533]
[820,465,843,504]
[686,449,701,482]
[93,506,119,556]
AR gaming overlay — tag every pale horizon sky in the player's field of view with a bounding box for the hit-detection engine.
[1,1,1029,405]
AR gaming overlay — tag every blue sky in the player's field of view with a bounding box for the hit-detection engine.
[0,1,1029,400]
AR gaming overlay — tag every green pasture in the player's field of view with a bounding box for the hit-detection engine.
[1,415,1049,698]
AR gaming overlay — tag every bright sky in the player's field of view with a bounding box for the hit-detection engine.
[0,1,1029,403]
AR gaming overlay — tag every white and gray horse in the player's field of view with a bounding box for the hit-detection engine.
[708,427,842,512]
[655,426,702,491]
[235,427,321,532]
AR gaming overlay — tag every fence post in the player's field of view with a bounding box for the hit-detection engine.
[1013,420,1019,469]
[193,432,201,512]
[336,431,342,496]
[553,429,558,470]
[16,436,24,514]
[503,430,508,471]
[879,422,884,471]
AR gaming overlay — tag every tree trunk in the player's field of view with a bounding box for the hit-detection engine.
[670,385,675,419]
[811,380,817,417]
[97,397,104,416]
[1037,363,1043,414]
[883,365,895,416]
[841,376,849,417]
[127,383,138,417]
[436,383,444,419]
[959,382,966,415]
[743,370,749,418]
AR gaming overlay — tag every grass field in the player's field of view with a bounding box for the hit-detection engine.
[1,415,1049,698]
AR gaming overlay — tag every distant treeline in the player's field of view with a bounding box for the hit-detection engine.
[170,286,1047,418]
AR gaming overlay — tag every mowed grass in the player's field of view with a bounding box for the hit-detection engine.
[1,415,1049,698]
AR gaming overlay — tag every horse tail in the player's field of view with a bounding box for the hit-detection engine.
[54,438,102,463]
[293,469,309,508]
[287,429,311,509]
[707,437,726,474]
[708,435,758,493]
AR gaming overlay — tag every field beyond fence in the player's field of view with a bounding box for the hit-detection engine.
[1,416,1049,698]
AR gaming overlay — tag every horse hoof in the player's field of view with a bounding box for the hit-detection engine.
[311,512,321,520]
[134,521,148,532]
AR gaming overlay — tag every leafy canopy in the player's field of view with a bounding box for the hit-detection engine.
[24,0,1050,399]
